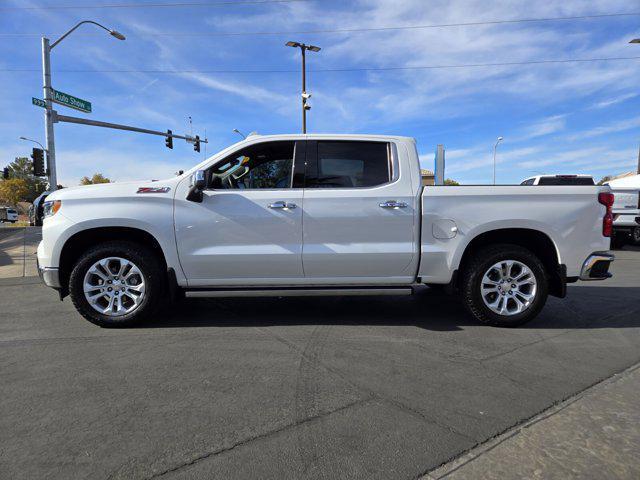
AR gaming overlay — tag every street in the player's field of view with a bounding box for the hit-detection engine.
[0,227,639,479]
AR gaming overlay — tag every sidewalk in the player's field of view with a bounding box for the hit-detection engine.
[426,363,640,480]
[0,227,40,279]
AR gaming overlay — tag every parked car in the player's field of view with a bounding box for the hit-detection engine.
[604,174,640,247]
[29,191,50,226]
[37,134,614,328]
[0,206,19,223]
[520,174,595,186]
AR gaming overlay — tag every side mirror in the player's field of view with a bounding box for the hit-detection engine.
[187,170,206,203]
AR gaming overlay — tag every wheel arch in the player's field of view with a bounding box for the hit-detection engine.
[58,226,168,298]
[455,228,565,298]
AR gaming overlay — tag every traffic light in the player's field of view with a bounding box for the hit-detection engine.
[194,135,201,153]
[2,167,9,179]
[32,148,46,177]
[165,130,173,149]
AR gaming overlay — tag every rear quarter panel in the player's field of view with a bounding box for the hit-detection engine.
[419,186,610,283]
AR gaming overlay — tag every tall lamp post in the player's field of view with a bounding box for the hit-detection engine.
[493,136,503,185]
[285,41,321,134]
[42,21,125,191]
[632,38,640,173]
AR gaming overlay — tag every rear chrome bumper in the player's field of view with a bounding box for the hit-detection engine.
[579,252,614,281]
[37,258,61,288]
[612,212,640,227]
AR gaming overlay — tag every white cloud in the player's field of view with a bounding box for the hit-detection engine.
[590,92,638,109]
[512,115,567,141]
[516,147,637,173]
[446,146,540,174]
[566,117,640,141]
[56,148,185,187]
[180,72,288,107]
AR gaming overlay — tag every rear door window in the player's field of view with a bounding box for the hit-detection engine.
[306,141,390,188]
[538,177,594,185]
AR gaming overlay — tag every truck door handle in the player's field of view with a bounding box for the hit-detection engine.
[379,201,408,209]
[268,201,297,209]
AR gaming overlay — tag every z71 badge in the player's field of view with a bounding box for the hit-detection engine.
[136,187,171,194]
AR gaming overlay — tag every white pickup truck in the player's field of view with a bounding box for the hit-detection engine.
[605,174,640,246]
[37,134,615,328]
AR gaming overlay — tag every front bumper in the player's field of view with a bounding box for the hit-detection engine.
[37,257,61,288]
[579,252,614,281]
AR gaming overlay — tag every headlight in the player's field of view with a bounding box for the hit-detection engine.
[43,200,62,218]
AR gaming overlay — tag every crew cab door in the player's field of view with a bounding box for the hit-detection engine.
[174,140,304,285]
[301,140,418,282]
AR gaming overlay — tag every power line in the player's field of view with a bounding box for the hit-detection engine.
[2,12,639,36]
[0,0,309,10]
[2,56,639,74]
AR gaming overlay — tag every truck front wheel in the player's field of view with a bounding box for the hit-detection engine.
[69,241,165,328]
[461,245,548,327]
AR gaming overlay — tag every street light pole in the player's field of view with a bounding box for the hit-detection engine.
[41,37,57,190]
[41,21,125,191]
[493,136,503,185]
[286,41,321,134]
[19,136,47,152]
[632,38,640,173]
[301,46,307,134]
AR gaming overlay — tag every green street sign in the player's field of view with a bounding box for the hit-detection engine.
[32,97,46,108]
[51,88,92,113]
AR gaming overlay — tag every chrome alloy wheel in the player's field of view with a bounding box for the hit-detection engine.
[83,257,146,317]
[480,260,537,316]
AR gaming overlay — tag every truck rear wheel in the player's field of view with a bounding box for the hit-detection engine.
[461,244,548,327]
[69,241,165,328]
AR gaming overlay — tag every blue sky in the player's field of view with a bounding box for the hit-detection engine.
[1,0,639,186]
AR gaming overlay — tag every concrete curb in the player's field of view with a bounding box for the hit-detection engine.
[424,361,640,479]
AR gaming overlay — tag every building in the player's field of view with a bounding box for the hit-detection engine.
[421,169,435,186]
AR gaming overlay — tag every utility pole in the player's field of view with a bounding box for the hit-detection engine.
[286,41,321,134]
[40,21,125,191]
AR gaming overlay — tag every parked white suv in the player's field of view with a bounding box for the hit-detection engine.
[38,134,614,328]
[520,174,594,186]
[0,207,19,223]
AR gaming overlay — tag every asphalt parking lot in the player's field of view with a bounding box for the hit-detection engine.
[1,227,639,479]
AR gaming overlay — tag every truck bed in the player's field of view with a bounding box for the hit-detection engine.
[419,185,610,283]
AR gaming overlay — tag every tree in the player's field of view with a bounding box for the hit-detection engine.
[444,178,460,186]
[0,178,30,206]
[597,175,612,185]
[80,173,112,185]
[4,157,48,202]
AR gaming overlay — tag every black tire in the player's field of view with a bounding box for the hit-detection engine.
[461,244,548,327]
[610,233,626,250]
[69,241,165,328]
[631,227,640,246]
